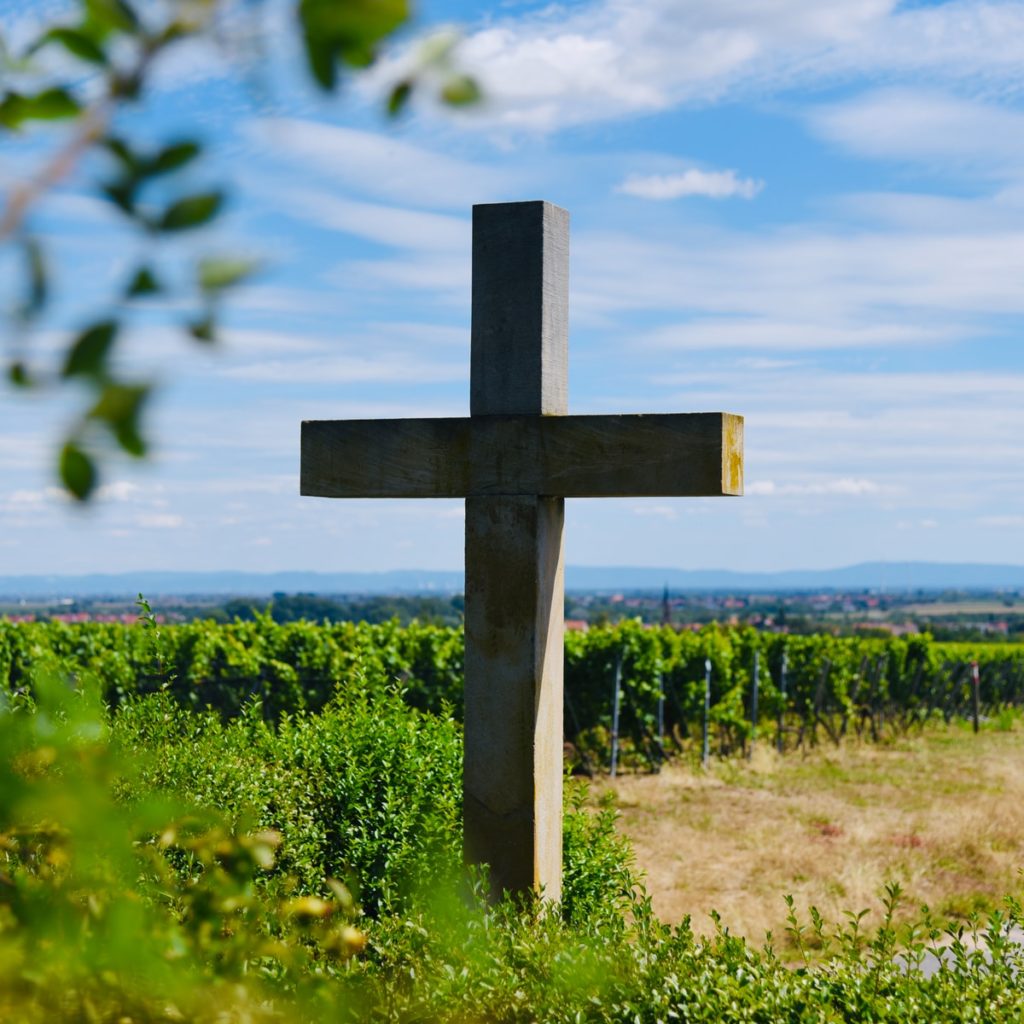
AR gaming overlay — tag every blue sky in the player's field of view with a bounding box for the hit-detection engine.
[1,0,1023,575]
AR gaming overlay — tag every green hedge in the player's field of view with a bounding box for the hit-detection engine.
[3,617,1022,765]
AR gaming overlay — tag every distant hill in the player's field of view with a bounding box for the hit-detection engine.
[1,562,1023,599]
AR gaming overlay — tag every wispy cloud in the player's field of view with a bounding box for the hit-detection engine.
[748,478,884,497]
[642,319,956,352]
[979,515,1024,528]
[441,0,1024,132]
[136,513,184,529]
[220,352,466,385]
[808,89,1024,175]
[244,119,520,209]
[271,191,469,251]
[617,168,763,200]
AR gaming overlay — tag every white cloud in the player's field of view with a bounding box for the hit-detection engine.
[5,487,63,507]
[569,218,1024,332]
[96,481,142,503]
[809,89,1024,174]
[245,119,519,209]
[273,191,469,252]
[221,352,466,385]
[618,168,763,200]
[748,478,884,496]
[979,515,1024,528]
[136,513,184,529]
[643,319,956,351]
[438,0,1024,132]
[631,503,679,519]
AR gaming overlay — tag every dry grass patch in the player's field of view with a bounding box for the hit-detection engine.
[595,721,1024,943]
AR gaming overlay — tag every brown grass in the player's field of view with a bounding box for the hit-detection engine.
[594,721,1024,943]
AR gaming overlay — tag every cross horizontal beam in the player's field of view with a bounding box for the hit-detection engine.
[301,412,743,500]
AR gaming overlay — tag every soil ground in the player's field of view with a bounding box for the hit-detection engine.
[595,718,1024,944]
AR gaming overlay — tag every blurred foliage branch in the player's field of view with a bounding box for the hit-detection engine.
[0,0,477,500]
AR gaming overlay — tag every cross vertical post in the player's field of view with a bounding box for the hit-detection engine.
[463,201,569,901]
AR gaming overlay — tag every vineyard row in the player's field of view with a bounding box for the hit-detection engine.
[3,618,1022,767]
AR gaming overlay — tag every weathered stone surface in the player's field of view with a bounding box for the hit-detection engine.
[300,412,744,499]
[471,201,568,417]
[463,494,564,899]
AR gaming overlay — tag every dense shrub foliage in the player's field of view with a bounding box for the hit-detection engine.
[2,664,1023,1020]
[3,617,1022,767]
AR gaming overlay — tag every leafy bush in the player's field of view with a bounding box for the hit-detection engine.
[3,668,1024,1022]
[113,683,465,915]
[113,680,642,925]
[0,672,365,1022]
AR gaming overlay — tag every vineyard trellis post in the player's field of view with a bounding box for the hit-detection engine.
[749,649,760,760]
[702,657,712,769]
[972,660,981,734]
[610,652,622,777]
[299,200,744,900]
[777,650,788,754]
[657,670,665,756]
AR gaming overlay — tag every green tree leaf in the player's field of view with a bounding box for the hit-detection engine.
[299,0,410,87]
[7,361,32,387]
[189,315,216,343]
[198,257,258,293]
[125,266,161,297]
[83,0,139,35]
[101,178,137,215]
[19,238,48,322]
[103,136,140,171]
[60,441,97,500]
[388,80,412,117]
[89,382,149,456]
[37,27,108,66]
[148,140,201,176]
[159,192,224,232]
[63,321,118,379]
[0,87,82,129]
[440,75,480,107]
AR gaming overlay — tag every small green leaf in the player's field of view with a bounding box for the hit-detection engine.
[440,75,480,107]
[60,442,97,501]
[299,0,410,88]
[7,361,31,387]
[303,36,336,89]
[189,315,216,343]
[387,80,412,117]
[101,178,137,215]
[0,87,82,129]
[103,136,139,171]
[114,415,146,456]
[89,382,149,456]
[89,381,147,422]
[126,265,161,297]
[38,27,108,65]
[198,257,257,293]
[20,238,47,321]
[83,0,139,35]
[159,191,224,232]
[63,321,118,379]
[148,140,201,176]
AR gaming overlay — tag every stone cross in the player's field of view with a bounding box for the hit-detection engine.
[301,201,743,902]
